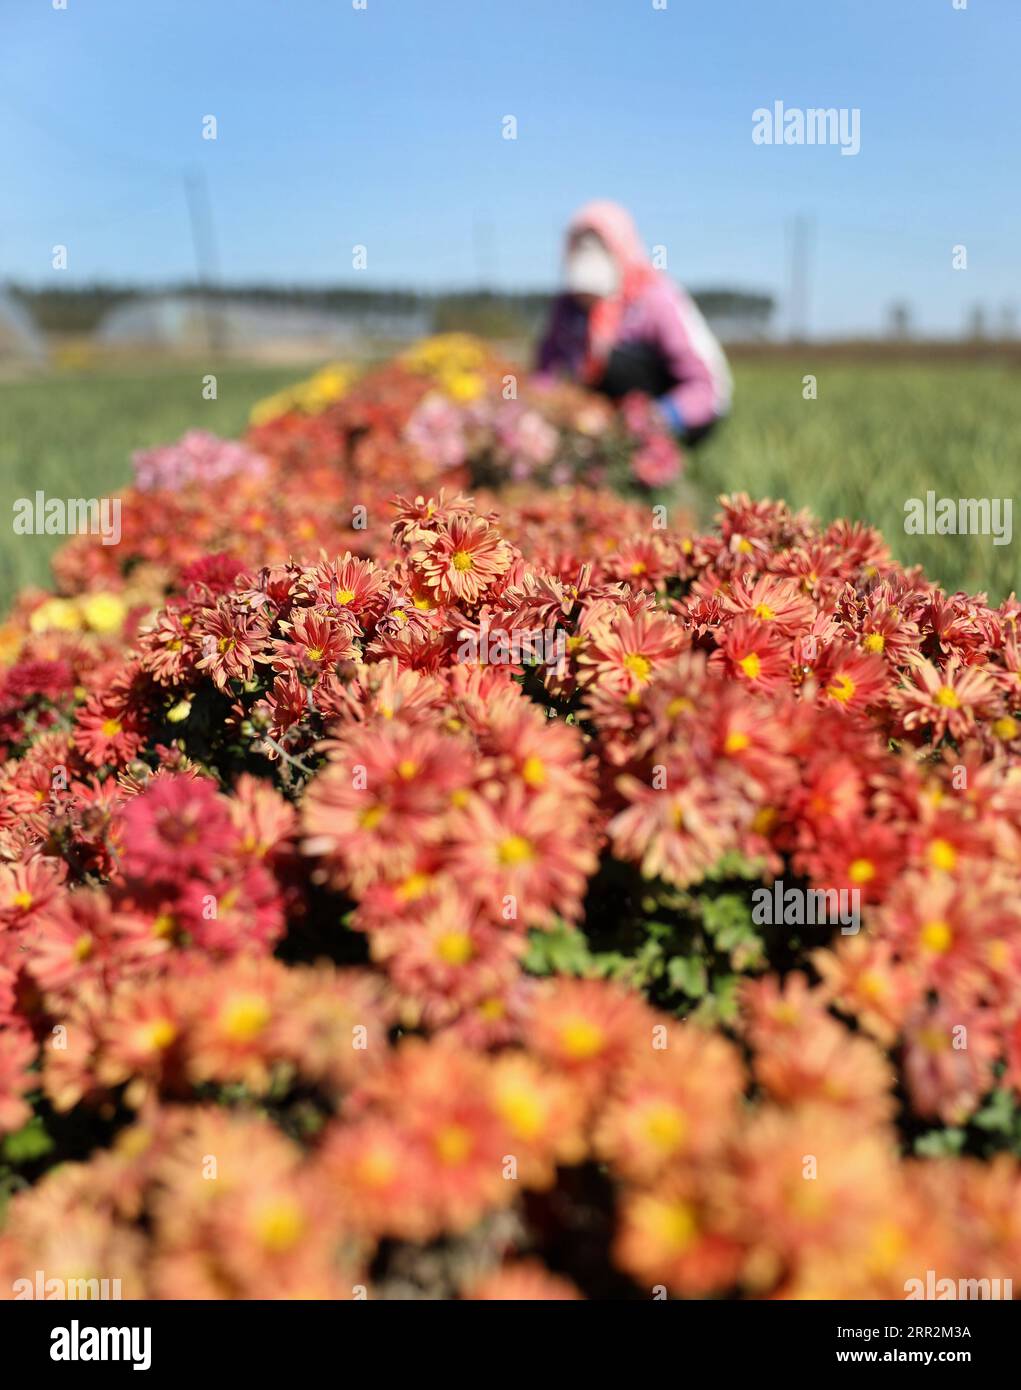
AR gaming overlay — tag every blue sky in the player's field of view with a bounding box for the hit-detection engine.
[1,0,1017,335]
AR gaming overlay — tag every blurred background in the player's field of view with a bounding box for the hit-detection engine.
[2,0,1019,604]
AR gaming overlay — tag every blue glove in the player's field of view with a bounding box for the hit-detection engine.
[656,395,686,436]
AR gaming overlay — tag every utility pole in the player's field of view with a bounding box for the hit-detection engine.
[786,214,814,341]
[183,169,222,352]
[472,213,497,291]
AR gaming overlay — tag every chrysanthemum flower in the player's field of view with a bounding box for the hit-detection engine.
[0,855,66,933]
[448,784,597,928]
[733,1104,896,1271]
[710,614,791,691]
[486,1051,588,1182]
[0,1027,36,1133]
[895,655,1000,743]
[723,573,816,635]
[812,641,889,713]
[301,721,478,892]
[370,900,523,1030]
[901,999,1001,1125]
[811,936,918,1045]
[193,600,263,690]
[525,979,655,1086]
[578,606,688,697]
[266,606,358,677]
[119,773,233,882]
[614,1175,745,1297]
[73,689,149,768]
[742,976,897,1124]
[412,513,512,607]
[96,979,190,1104]
[596,1029,744,1180]
[609,759,748,888]
[185,957,288,1093]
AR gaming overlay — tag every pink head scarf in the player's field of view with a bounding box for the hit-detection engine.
[565,201,658,383]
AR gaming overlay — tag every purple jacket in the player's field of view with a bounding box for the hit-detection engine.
[537,279,732,432]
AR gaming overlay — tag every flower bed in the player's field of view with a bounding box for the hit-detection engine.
[1,337,1019,1300]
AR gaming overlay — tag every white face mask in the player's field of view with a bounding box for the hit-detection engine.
[564,232,620,299]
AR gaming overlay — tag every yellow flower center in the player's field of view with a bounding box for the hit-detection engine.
[560,1017,605,1060]
[434,1123,473,1165]
[870,1221,908,1269]
[497,834,534,866]
[12,890,33,910]
[521,755,546,787]
[724,729,750,754]
[848,857,875,883]
[919,919,953,954]
[739,652,761,680]
[395,872,430,902]
[863,633,885,653]
[358,805,385,830]
[101,718,122,737]
[992,716,1018,741]
[623,652,652,682]
[357,1148,397,1187]
[220,994,271,1042]
[928,838,957,871]
[826,673,857,703]
[498,1088,544,1139]
[859,970,888,999]
[651,1198,698,1251]
[644,1103,688,1153]
[753,602,775,620]
[935,686,960,709]
[253,1197,306,1252]
[452,550,474,572]
[139,1018,177,1052]
[335,589,355,605]
[435,931,474,966]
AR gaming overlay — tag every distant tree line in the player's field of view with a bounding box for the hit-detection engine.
[7,283,775,338]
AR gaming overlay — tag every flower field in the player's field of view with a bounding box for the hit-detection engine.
[1,335,1020,1301]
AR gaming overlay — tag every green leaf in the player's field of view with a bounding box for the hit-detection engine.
[973,1089,1018,1135]
[523,922,593,976]
[914,1128,966,1158]
[667,955,708,998]
[1,1116,54,1165]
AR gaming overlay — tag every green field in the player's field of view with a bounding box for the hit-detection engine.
[2,359,1018,611]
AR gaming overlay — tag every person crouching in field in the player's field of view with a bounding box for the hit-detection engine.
[537,200,732,447]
